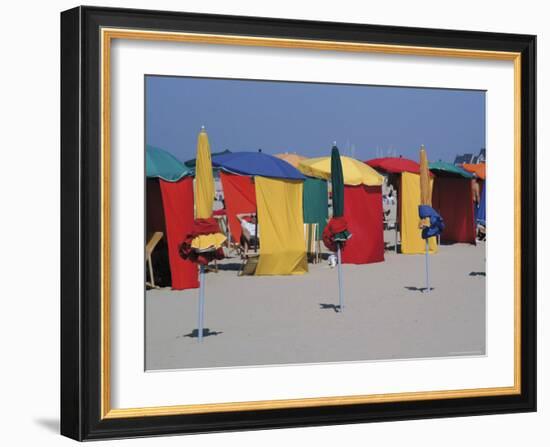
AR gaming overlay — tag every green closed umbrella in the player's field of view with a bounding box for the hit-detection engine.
[331,145,350,242]
[331,146,344,217]
[330,145,349,311]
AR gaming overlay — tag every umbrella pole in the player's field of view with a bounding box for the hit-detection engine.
[198,265,205,342]
[337,244,344,312]
[424,239,430,293]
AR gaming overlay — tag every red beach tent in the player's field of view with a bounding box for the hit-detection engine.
[146,145,199,290]
[430,161,476,244]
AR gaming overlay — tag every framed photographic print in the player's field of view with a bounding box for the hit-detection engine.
[60,6,536,441]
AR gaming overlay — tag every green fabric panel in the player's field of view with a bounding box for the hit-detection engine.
[303,177,328,239]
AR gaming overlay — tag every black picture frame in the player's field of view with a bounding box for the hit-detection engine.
[61,5,536,441]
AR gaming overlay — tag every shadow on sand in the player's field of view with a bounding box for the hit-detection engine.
[319,303,342,313]
[183,328,223,338]
[404,286,434,293]
[215,262,242,272]
[469,271,486,277]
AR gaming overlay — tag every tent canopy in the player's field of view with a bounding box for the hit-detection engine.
[185,149,231,167]
[365,157,421,174]
[298,155,384,186]
[274,152,307,168]
[146,145,192,181]
[429,161,474,178]
[212,151,305,180]
[462,163,486,180]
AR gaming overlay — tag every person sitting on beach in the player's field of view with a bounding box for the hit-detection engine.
[236,213,260,253]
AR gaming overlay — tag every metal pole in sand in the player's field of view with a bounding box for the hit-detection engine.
[337,243,344,312]
[198,265,205,341]
[424,239,430,293]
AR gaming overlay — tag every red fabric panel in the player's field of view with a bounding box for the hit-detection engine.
[159,178,199,290]
[219,172,256,243]
[341,185,385,264]
[432,177,476,244]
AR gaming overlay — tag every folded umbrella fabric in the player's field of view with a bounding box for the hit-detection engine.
[322,217,352,252]
[418,205,445,239]
[179,218,225,265]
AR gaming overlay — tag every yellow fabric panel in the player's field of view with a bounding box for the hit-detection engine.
[254,176,308,275]
[400,172,438,254]
[195,131,215,219]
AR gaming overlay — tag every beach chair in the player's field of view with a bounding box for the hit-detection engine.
[236,230,260,276]
[213,214,231,249]
[145,231,163,288]
[304,223,320,263]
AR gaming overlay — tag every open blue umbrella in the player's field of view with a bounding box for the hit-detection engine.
[212,151,305,180]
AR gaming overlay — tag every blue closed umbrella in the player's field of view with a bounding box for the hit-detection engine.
[212,152,305,180]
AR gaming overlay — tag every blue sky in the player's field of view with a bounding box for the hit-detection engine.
[145,76,485,164]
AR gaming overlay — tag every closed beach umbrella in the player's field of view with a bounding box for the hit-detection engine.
[417,145,444,292]
[180,127,226,342]
[326,145,351,311]
[191,129,226,252]
[419,146,431,207]
[331,147,345,218]
[419,145,431,292]
[195,130,215,219]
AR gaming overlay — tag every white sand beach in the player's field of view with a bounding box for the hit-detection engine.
[145,238,486,370]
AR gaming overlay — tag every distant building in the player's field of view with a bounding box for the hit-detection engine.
[454,148,485,165]
[477,148,486,163]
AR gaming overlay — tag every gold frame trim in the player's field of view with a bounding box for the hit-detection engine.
[100,28,522,419]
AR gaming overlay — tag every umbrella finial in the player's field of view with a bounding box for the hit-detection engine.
[201,125,206,132]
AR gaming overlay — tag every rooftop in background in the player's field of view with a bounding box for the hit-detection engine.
[454,147,486,165]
